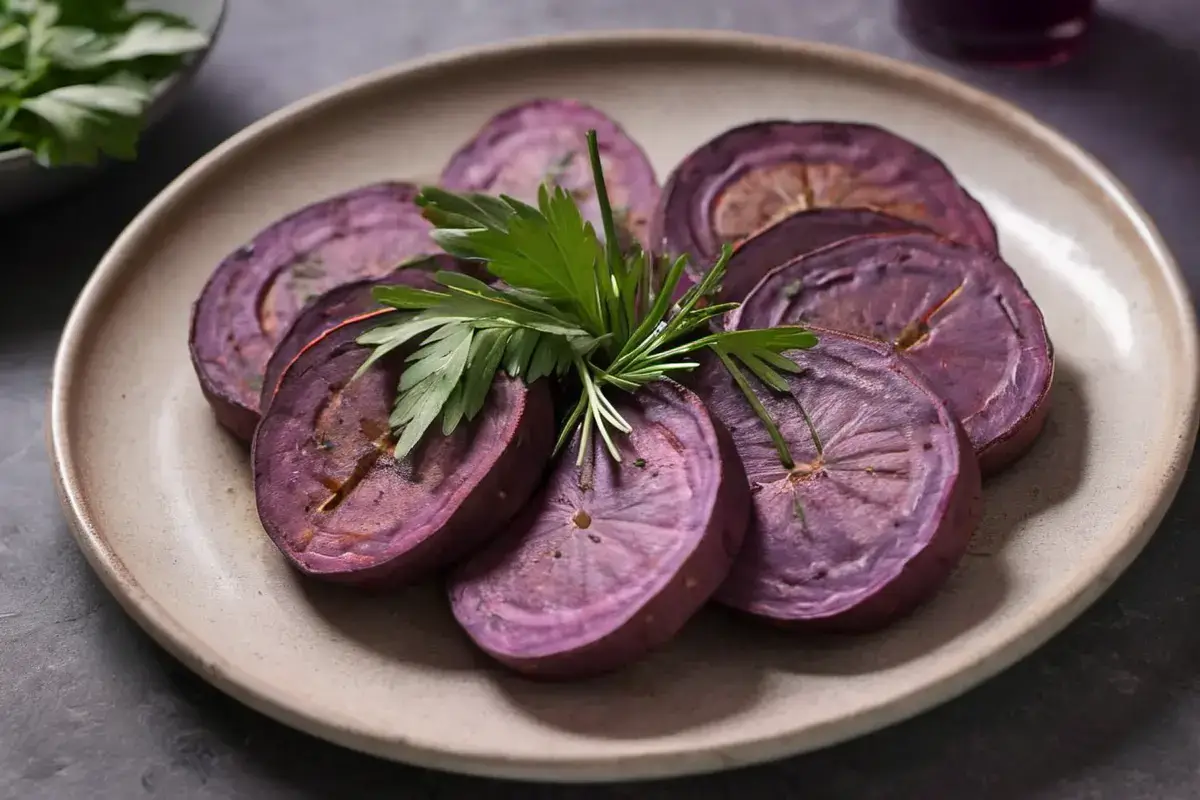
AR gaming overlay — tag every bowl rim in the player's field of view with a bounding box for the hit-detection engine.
[47,29,1200,782]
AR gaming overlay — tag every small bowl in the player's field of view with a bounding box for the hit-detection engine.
[0,0,228,213]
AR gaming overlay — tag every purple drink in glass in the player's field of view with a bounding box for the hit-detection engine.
[899,0,1096,66]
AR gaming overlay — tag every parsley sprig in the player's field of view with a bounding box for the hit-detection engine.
[0,1,209,166]
[357,130,816,467]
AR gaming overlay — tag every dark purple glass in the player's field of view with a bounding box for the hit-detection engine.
[898,0,1096,66]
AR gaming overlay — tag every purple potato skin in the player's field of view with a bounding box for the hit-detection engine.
[190,182,436,443]
[651,121,999,268]
[719,208,920,303]
[448,381,751,680]
[253,314,555,589]
[698,328,983,631]
[259,255,468,412]
[440,98,660,250]
[731,231,1053,476]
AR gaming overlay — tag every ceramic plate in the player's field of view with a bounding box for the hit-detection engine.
[49,32,1200,782]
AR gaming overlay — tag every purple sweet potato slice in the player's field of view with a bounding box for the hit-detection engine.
[697,328,982,630]
[440,98,660,249]
[448,381,751,679]
[731,231,1053,475]
[259,255,468,411]
[652,120,999,270]
[252,314,555,588]
[190,182,436,442]
[720,208,920,304]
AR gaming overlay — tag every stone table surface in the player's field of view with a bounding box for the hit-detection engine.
[4,1,1200,798]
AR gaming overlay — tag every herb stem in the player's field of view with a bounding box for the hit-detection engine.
[609,254,691,370]
[797,398,824,458]
[577,411,595,468]
[576,358,630,463]
[589,368,640,392]
[714,346,795,470]
[591,402,622,463]
[554,394,588,456]
[591,382,632,433]
[586,130,622,275]
[610,363,699,381]
[639,245,731,354]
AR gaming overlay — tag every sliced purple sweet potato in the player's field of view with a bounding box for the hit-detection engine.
[697,328,982,630]
[190,182,437,442]
[731,231,1053,475]
[448,381,751,679]
[440,99,660,249]
[259,255,466,412]
[252,314,554,588]
[652,120,998,269]
[720,208,920,304]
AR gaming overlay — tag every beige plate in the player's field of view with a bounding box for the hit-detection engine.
[49,32,1200,782]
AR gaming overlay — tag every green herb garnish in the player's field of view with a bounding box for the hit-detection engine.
[356,130,817,466]
[0,0,209,166]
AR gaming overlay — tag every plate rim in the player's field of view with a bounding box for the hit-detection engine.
[47,29,1200,782]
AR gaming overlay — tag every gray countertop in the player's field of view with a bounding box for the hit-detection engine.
[4,1,1200,798]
